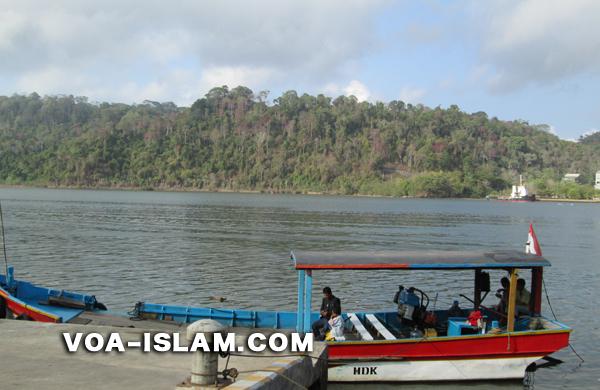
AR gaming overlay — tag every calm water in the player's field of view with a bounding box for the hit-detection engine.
[0,188,598,389]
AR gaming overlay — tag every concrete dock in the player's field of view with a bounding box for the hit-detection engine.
[0,319,327,390]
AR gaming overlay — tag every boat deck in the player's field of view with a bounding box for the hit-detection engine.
[68,311,302,338]
[68,311,187,331]
[136,301,571,342]
[335,310,571,342]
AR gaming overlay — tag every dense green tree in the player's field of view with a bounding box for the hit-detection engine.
[579,131,600,144]
[0,89,598,198]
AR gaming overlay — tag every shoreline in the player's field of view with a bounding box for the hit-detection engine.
[0,183,598,203]
[537,197,600,203]
[0,183,415,199]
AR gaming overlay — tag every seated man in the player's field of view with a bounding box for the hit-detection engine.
[393,285,404,305]
[495,277,510,314]
[312,287,341,340]
[516,278,531,315]
[447,300,462,318]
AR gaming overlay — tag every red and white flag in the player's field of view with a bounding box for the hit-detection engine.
[525,223,542,256]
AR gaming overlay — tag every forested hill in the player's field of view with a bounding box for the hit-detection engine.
[1,87,599,198]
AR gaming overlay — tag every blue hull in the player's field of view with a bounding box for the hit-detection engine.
[1,269,105,322]
[135,302,320,329]
[135,302,407,332]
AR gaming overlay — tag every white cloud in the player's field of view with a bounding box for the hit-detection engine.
[16,67,88,94]
[398,86,426,103]
[580,128,599,138]
[322,83,341,97]
[534,124,557,135]
[0,10,26,51]
[322,80,372,101]
[343,80,371,102]
[0,0,385,104]
[474,0,600,92]
[14,66,195,104]
[199,66,278,93]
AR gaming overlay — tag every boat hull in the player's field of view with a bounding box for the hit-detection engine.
[328,330,570,360]
[328,356,542,381]
[327,329,570,382]
[0,287,60,322]
[0,275,103,323]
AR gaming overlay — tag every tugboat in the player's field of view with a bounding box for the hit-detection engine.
[509,175,536,202]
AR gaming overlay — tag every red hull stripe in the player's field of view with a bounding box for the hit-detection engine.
[0,289,60,323]
[328,331,570,360]
[329,353,545,363]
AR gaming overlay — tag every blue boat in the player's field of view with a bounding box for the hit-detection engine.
[131,301,315,329]
[0,266,105,323]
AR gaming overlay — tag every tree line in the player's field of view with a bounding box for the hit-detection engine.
[0,87,598,198]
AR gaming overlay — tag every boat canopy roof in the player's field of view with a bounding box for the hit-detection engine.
[292,250,550,270]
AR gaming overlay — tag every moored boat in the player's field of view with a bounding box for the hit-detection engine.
[0,266,106,322]
[294,249,570,382]
[134,246,570,382]
[499,175,537,202]
[0,225,572,383]
[0,201,107,323]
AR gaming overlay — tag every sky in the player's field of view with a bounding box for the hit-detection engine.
[0,0,599,140]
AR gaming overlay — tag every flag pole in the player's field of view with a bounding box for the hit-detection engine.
[0,201,8,278]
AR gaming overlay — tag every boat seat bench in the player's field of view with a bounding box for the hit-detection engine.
[365,313,396,340]
[347,313,374,341]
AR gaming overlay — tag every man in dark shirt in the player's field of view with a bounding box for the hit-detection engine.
[312,287,341,340]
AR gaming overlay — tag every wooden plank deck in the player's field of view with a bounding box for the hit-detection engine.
[347,313,374,341]
[68,311,186,331]
[365,313,396,340]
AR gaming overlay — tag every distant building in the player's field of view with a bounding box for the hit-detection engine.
[595,171,600,190]
[563,173,581,182]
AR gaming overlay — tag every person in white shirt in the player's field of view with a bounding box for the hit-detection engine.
[326,308,345,341]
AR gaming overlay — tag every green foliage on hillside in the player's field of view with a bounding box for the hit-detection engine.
[579,131,600,145]
[1,88,598,198]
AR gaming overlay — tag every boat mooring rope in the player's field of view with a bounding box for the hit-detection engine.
[127,302,144,321]
[227,351,328,362]
[220,352,308,389]
[542,279,584,364]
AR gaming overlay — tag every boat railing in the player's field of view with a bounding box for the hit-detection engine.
[139,303,307,329]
